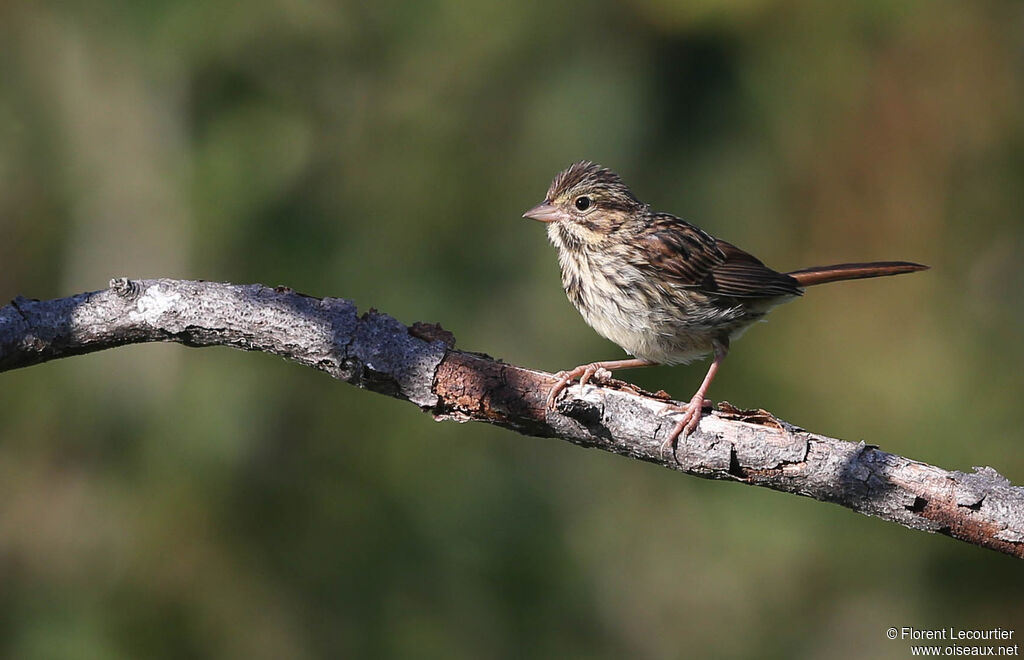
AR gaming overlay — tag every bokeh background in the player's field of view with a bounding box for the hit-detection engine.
[1,1,1023,658]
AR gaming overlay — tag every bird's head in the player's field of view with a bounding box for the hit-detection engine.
[523,161,644,239]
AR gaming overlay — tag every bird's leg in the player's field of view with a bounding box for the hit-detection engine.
[659,340,729,462]
[546,358,654,410]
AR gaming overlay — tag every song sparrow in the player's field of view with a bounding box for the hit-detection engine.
[524,161,927,458]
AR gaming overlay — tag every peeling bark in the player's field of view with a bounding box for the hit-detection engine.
[2,278,1022,559]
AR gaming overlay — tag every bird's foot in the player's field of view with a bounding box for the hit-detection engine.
[658,395,713,462]
[546,363,613,410]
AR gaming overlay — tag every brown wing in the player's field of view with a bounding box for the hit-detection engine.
[633,213,726,285]
[634,214,801,299]
[706,240,803,298]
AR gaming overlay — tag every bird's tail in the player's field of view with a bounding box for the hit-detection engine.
[786,261,928,287]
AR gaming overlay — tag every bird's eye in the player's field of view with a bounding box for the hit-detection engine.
[574,196,592,211]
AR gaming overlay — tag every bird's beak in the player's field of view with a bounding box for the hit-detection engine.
[522,201,565,223]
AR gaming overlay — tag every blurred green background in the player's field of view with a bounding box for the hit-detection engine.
[1,1,1022,658]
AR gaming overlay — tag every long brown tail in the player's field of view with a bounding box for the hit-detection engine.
[786,261,929,287]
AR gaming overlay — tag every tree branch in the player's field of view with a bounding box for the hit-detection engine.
[2,278,1022,559]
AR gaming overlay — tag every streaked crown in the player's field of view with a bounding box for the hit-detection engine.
[546,161,641,213]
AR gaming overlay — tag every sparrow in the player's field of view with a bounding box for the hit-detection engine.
[524,161,928,458]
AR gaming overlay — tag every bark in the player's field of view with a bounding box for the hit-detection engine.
[2,278,1022,559]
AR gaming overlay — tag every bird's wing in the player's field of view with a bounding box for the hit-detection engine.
[633,214,801,298]
[633,214,726,285]
[705,240,803,298]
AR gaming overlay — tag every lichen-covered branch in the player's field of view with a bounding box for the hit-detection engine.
[2,278,1022,559]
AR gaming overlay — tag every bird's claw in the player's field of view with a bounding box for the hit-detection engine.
[658,395,712,463]
[546,363,612,410]
[585,367,613,385]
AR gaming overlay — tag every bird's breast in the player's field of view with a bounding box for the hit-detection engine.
[550,238,791,364]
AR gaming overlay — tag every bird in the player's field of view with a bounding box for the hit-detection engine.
[523,160,928,459]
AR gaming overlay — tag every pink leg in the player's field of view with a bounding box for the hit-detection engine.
[660,341,728,461]
[546,358,654,410]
